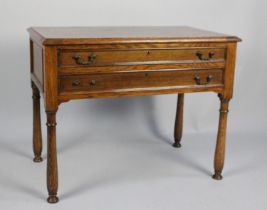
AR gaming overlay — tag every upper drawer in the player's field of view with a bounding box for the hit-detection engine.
[58,48,226,68]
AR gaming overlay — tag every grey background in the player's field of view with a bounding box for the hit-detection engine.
[0,0,266,209]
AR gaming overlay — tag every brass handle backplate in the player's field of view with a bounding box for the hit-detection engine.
[72,53,97,65]
[90,80,96,86]
[72,80,81,86]
[194,75,213,85]
[196,51,215,61]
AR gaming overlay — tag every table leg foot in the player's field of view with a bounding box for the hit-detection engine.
[47,195,59,203]
[212,171,223,180]
[33,156,43,162]
[172,142,181,148]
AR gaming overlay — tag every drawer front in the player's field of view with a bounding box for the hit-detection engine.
[59,69,223,93]
[58,48,225,68]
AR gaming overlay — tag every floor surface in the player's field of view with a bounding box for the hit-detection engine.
[0,130,266,210]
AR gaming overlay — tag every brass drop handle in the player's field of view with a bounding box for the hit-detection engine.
[194,75,213,85]
[196,51,215,61]
[90,80,96,86]
[72,80,81,86]
[72,53,97,65]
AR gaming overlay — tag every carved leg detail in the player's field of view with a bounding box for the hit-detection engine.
[212,94,230,180]
[46,112,59,203]
[32,82,43,162]
[173,94,184,148]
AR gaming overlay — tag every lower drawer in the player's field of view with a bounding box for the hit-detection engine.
[59,69,223,93]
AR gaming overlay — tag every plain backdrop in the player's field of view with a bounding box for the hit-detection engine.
[0,0,266,210]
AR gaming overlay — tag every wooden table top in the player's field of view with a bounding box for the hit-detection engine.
[28,26,241,45]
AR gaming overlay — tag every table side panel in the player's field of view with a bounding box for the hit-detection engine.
[43,46,58,112]
[223,43,237,99]
[31,41,44,92]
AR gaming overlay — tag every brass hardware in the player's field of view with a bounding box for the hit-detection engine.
[72,80,81,86]
[194,75,213,85]
[209,51,215,58]
[219,109,229,113]
[90,80,96,86]
[144,73,149,77]
[32,95,40,100]
[147,51,150,55]
[72,53,97,65]
[196,51,215,61]
[46,122,57,127]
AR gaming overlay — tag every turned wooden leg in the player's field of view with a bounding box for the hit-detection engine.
[32,82,43,162]
[46,112,59,203]
[212,94,230,180]
[173,93,184,148]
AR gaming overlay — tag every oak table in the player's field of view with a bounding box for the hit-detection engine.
[28,26,241,203]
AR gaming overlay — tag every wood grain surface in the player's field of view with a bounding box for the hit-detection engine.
[28,26,241,45]
[28,26,241,203]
